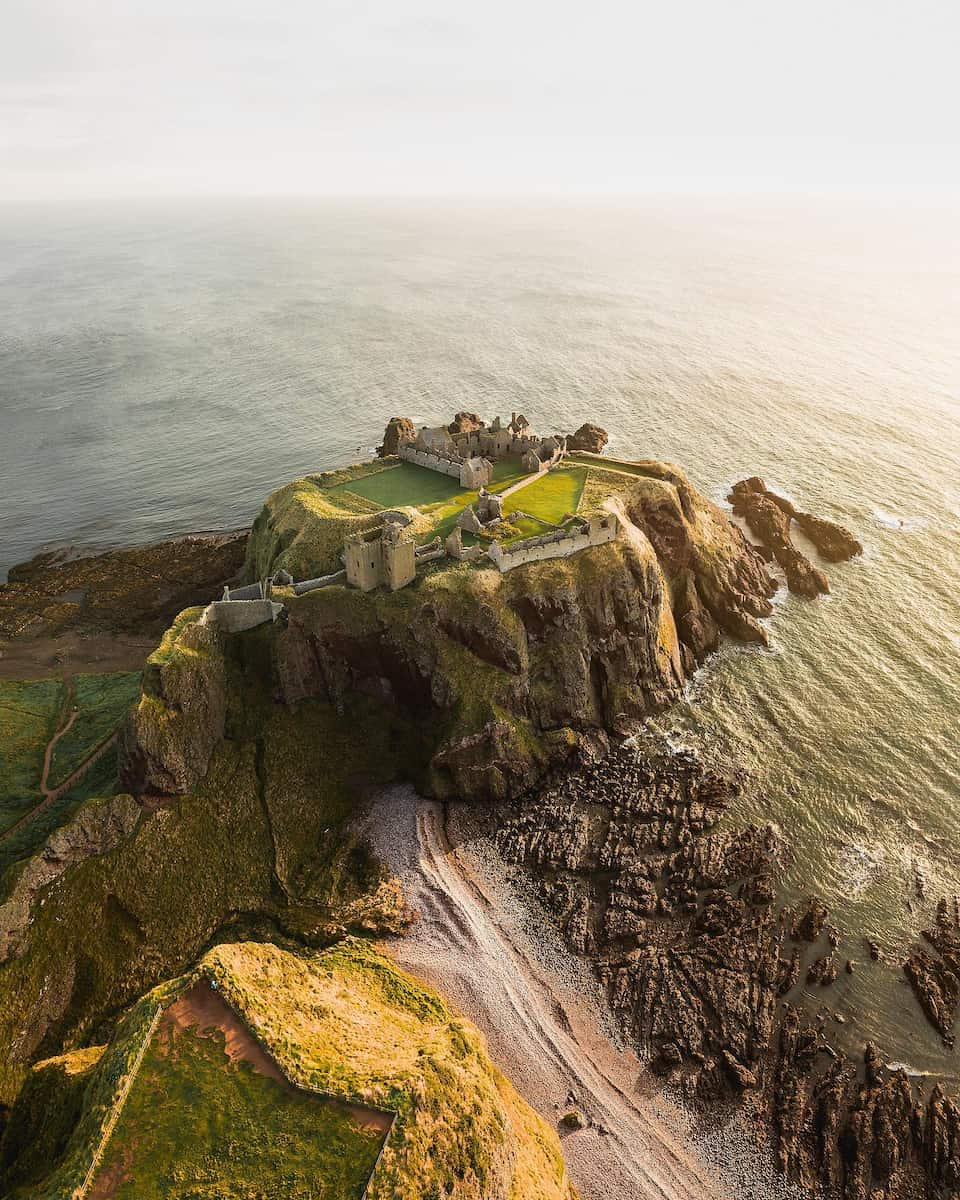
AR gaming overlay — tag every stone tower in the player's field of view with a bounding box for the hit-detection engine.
[382,519,416,591]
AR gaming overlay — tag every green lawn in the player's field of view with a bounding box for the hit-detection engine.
[333,462,465,508]
[47,672,142,790]
[505,467,587,525]
[95,1011,384,1200]
[0,679,65,835]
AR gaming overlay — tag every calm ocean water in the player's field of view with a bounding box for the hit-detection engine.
[1,198,958,1071]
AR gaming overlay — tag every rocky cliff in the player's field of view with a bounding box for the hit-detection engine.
[125,463,777,804]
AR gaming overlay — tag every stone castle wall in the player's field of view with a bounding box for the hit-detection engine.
[203,599,284,632]
[488,514,619,573]
[398,443,462,479]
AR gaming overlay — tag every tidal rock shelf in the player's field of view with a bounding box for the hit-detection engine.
[497,742,960,1199]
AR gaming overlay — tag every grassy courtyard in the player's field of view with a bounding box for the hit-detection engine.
[506,466,587,525]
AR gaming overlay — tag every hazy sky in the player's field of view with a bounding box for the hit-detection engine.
[3,0,958,200]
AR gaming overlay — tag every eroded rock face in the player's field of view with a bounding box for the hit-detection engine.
[567,423,609,453]
[123,465,781,805]
[728,478,861,598]
[497,742,960,1199]
[447,411,484,435]
[377,416,417,457]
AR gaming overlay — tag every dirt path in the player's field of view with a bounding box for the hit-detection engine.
[0,681,120,848]
[363,787,766,1200]
[39,676,77,796]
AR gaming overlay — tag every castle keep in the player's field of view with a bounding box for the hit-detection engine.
[344,515,416,592]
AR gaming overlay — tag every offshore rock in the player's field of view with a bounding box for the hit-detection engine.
[728,477,861,598]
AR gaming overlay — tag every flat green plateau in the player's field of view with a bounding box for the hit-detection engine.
[93,991,383,1200]
[329,458,535,545]
[505,466,587,525]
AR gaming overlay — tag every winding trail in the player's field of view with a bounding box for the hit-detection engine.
[364,787,738,1200]
[0,678,119,847]
[39,676,77,795]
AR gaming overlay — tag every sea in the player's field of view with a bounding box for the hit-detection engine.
[1,197,958,1074]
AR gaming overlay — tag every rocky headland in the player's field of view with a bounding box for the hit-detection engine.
[4,419,947,1199]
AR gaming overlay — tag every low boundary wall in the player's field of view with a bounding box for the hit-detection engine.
[294,569,347,595]
[73,1005,164,1200]
[489,514,619,572]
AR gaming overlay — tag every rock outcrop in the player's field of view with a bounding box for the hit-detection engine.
[127,462,779,804]
[727,478,861,598]
[377,416,416,457]
[567,423,609,453]
[498,741,960,1199]
[904,897,960,1047]
[447,411,484,435]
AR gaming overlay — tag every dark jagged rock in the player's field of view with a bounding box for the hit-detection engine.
[377,415,416,457]
[792,897,830,942]
[499,740,958,1200]
[566,423,609,454]
[904,897,960,1046]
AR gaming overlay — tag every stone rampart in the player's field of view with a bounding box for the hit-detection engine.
[293,569,347,595]
[202,599,283,632]
[488,514,619,573]
[398,444,462,478]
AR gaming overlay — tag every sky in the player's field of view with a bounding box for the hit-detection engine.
[2,0,958,200]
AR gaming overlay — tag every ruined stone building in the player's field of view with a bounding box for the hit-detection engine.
[344,516,416,592]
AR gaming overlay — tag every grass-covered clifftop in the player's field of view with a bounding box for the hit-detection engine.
[1,939,577,1200]
[132,454,775,806]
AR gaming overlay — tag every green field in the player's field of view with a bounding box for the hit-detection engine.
[95,1012,383,1200]
[333,461,465,508]
[506,467,587,525]
[0,679,64,834]
[47,672,142,790]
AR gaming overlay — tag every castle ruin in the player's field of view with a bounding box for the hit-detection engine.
[344,515,417,592]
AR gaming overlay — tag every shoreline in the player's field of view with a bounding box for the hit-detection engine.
[362,784,802,1200]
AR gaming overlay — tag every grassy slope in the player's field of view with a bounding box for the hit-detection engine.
[0,748,121,896]
[0,678,64,833]
[97,1019,381,1200]
[0,682,407,1104]
[208,940,574,1200]
[47,671,142,789]
[3,941,574,1200]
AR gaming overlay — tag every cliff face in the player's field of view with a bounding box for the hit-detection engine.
[124,465,776,804]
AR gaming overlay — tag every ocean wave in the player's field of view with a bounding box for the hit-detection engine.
[872,508,928,532]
